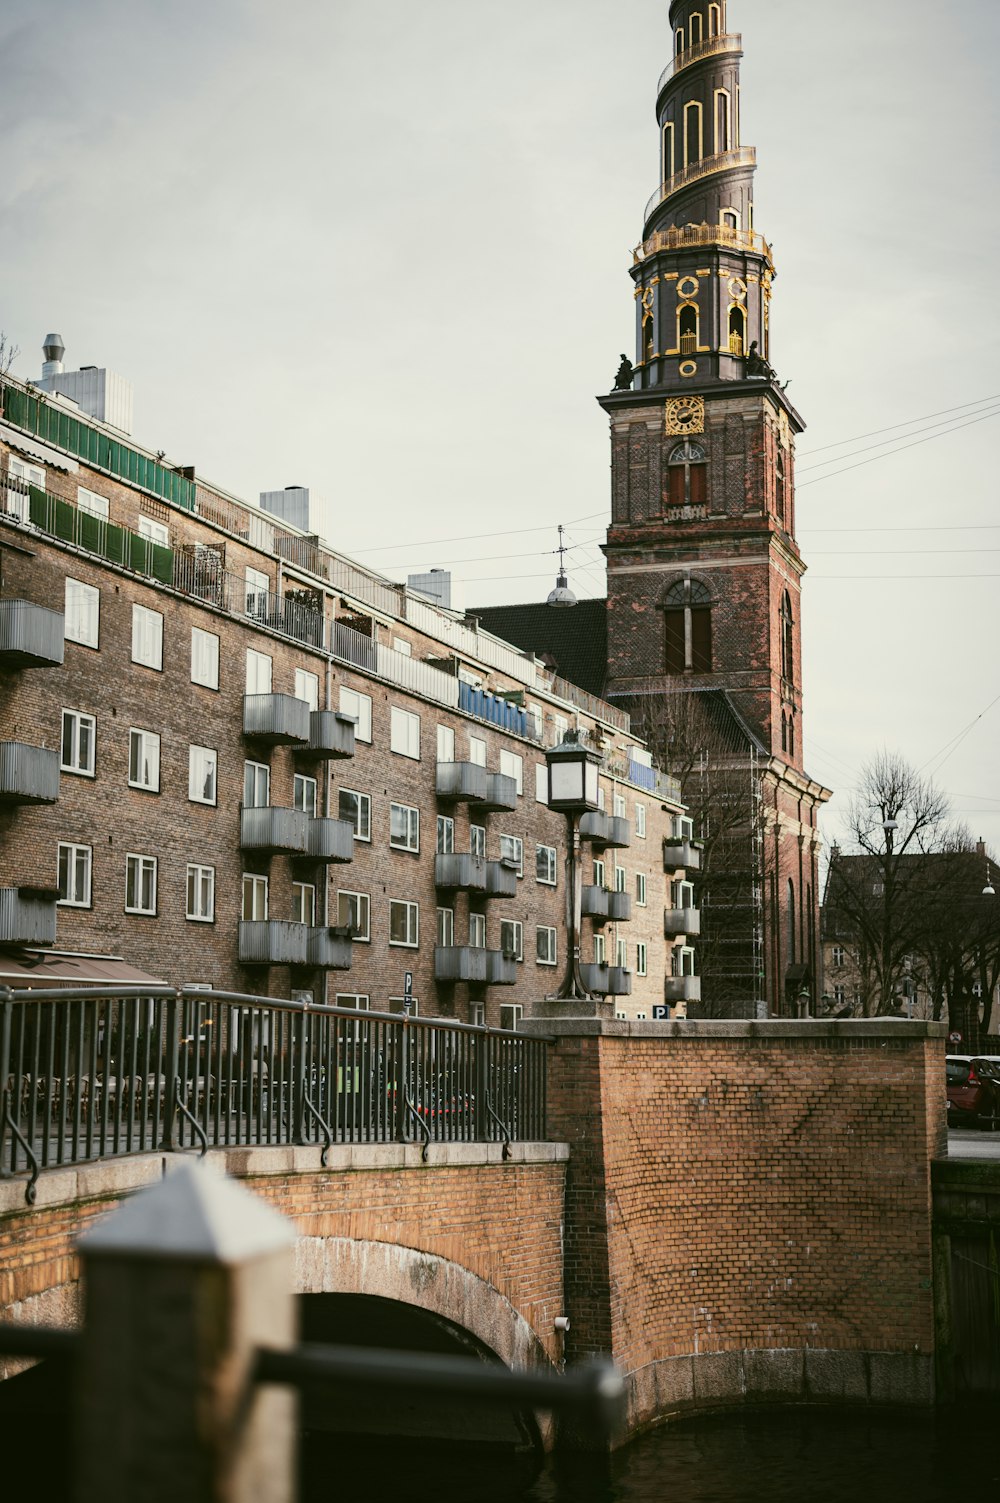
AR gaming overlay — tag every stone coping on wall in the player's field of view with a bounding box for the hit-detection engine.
[0,1141,569,1218]
[521,1016,948,1040]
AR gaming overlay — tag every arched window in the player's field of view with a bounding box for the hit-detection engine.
[787,879,796,963]
[715,89,731,154]
[667,441,708,508]
[728,304,746,357]
[683,101,703,168]
[690,12,703,45]
[781,711,788,754]
[781,591,794,682]
[788,711,796,760]
[709,4,722,37]
[663,578,712,675]
[675,27,685,56]
[775,448,787,526]
[720,208,740,231]
[678,304,699,356]
[662,122,675,181]
[643,313,655,365]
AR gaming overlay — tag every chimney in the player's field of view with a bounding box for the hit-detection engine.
[41,333,65,379]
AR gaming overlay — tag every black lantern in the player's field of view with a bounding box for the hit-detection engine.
[545,732,601,813]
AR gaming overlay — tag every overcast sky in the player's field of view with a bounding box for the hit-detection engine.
[2,0,998,855]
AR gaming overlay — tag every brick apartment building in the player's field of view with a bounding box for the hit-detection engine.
[0,348,696,1024]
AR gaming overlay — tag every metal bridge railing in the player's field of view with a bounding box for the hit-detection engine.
[0,984,550,1202]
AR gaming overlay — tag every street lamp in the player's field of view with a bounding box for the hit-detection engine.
[545,732,602,1001]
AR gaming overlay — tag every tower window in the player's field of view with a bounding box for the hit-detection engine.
[720,209,740,231]
[690,12,703,45]
[709,4,722,36]
[643,314,655,365]
[728,304,746,357]
[683,101,703,168]
[781,591,794,682]
[776,448,787,526]
[662,122,675,181]
[667,441,708,508]
[715,90,731,154]
[678,304,699,356]
[787,878,796,963]
[675,27,685,56]
[663,579,712,675]
[788,712,796,760]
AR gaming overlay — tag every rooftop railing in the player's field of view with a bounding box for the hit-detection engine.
[634,221,772,267]
[656,33,742,95]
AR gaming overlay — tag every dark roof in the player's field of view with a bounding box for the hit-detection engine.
[611,687,767,757]
[470,598,608,700]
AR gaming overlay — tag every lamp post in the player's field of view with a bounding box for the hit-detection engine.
[881,814,898,1015]
[545,732,602,1002]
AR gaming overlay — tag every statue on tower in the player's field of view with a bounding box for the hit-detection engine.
[745,341,776,381]
[612,354,634,392]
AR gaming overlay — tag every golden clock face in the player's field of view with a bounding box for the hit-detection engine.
[665,395,705,435]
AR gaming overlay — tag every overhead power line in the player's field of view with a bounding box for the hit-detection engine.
[797,406,1000,488]
[796,405,1000,475]
[798,394,1000,457]
[351,509,607,556]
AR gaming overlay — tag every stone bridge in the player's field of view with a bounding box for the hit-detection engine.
[0,1019,949,1438]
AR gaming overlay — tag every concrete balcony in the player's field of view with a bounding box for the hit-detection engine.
[0,599,65,668]
[307,817,355,864]
[480,772,518,813]
[307,925,353,970]
[581,886,610,922]
[242,693,311,745]
[434,946,488,984]
[580,962,610,995]
[607,892,632,923]
[608,966,632,997]
[434,853,488,893]
[238,920,309,967]
[485,950,518,986]
[436,761,488,804]
[302,710,356,761]
[484,860,518,899]
[663,838,702,872]
[665,975,702,1004]
[665,906,702,937]
[579,812,631,850]
[0,886,58,945]
[0,742,60,804]
[240,806,309,855]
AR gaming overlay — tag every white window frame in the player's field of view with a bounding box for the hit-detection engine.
[61,708,96,777]
[636,803,647,839]
[468,735,487,767]
[336,994,371,1010]
[390,802,420,852]
[125,853,157,916]
[292,881,316,926]
[470,824,486,859]
[77,486,109,520]
[186,864,216,923]
[499,1004,523,1032]
[245,648,273,696]
[613,791,627,819]
[245,566,270,616]
[242,872,268,921]
[536,926,558,966]
[536,844,557,886]
[189,745,218,806]
[500,918,523,961]
[131,604,163,671]
[636,872,648,907]
[469,912,487,949]
[137,515,169,546]
[128,727,160,792]
[499,750,523,795]
[389,899,419,948]
[436,724,455,763]
[57,842,92,907]
[191,627,220,690]
[294,773,318,818]
[615,865,627,893]
[499,834,523,876]
[594,932,606,965]
[616,937,628,969]
[294,668,319,711]
[469,1001,486,1027]
[637,942,648,977]
[65,578,99,648]
[338,788,371,842]
[243,760,270,809]
[390,706,421,760]
[535,764,548,804]
[437,815,455,855]
[338,890,371,942]
[339,687,372,743]
[6,457,43,523]
[437,906,455,947]
[392,637,412,657]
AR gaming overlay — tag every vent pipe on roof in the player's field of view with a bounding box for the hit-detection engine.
[41,333,65,379]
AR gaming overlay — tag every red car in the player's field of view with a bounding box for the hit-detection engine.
[946,1055,1000,1129]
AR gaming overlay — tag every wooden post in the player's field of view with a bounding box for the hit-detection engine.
[74,1161,296,1503]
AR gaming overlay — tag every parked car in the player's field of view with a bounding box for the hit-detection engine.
[946,1055,1000,1129]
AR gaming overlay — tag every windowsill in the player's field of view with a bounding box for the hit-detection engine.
[389,941,419,949]
[62,767,96,779]
[185,916,216,925]
[389,845,420,856]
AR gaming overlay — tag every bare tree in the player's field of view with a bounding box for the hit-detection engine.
[917,828,1000,1047]
[0,330,20,384]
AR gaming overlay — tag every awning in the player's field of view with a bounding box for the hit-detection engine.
[0,949,167,989]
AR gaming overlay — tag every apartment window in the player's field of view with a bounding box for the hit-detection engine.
[499,834,523,876]
[292,882,316,926]
[613,791,627,819]
[535,764,548,804]
[294,668,319,711]
[186,864,215,923]
[245,567,270,616]
[673,879,695,909]
[131,605,163,670]
[469,1001,486,1027]
[189,746,218,805]
[78,486,109,520]
[191,628,220,690]
[636,803,647,838]
[393,637,412,657]
[294,774,318,818]
[6,457,43,522]
[594,933,606,965]
[616,937,628,969]
[128,728,160,791]
[243,760,270,809]
[125,854,157,915]
[500,919,523,961]
[470,824,486,859]
[437,906,454,947]
[536,844,557,886]
[615,866,627,893]
[594,858,606,887]
[338,891,371,942]
[61,709,96,777]
[554,714,569,743]
[499,750,523,795]
[390,803,420,852]
[242,873,268,921]
[637,942,648,977]
[245,648,272,695]
[468,735,487,767]
[469,912,486,949]
[536,927,557,966]
[437,724,455,763]
[57,842,92,907]
[390,706,421,760]
[832,944,845,968]
[339,789,371,841]
[632,871,647,907]
[389,900,419,947]
[500,1004,523,1032]
[340,687,372,743]
[598,787,606,812]
[436,815,455,854]
[65,578,99,648]
[138,515,169,546]
[337,994,370,1011]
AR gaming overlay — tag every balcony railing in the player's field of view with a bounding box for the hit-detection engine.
[240,806,310,856]
[0,743,60,804]
[481,772,518,813]
[581,886,610,922]
[579,812,631,850]
[663,838,702,872]
[302,710,356,761]
[0,886,57,946]
[243,693,311,744]
[634,220,773,267]
[644,147,757,222]
[0,599,65,668]
[485,951,518,986]
[307,926,353,970]
[607,892,632,923]
[436,761,489,804]
[238,920,310,967]
[665,975,701,1004]
[484,861,518,900]
[580,962,610,995]
[434,946,489,984]
[608,967,632,997]
[656,32,742,94]
[307,818,355,865]
[434,853,488,893]
[665,907,701,937]
[3,476,174,584]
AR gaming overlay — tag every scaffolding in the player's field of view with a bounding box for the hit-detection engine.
[691,744,766,1020]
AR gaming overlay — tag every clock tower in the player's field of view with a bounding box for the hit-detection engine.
[598,0,831,1018]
